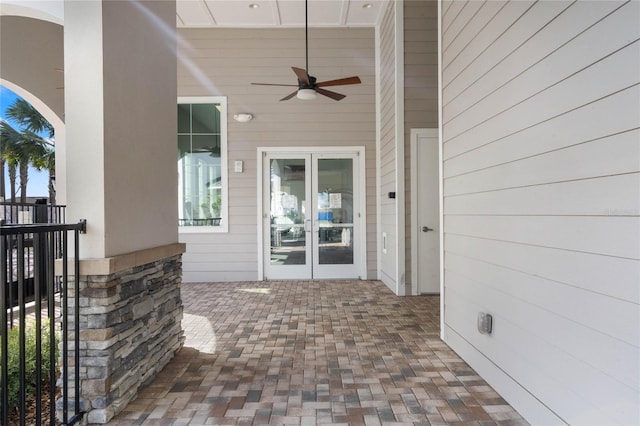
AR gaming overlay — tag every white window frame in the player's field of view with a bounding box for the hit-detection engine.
[178,96,228,233]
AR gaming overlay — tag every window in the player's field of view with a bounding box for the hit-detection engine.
[177,97,227,232]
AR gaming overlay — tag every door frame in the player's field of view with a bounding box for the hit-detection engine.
[410,128,442,295]
[257,146,367,280]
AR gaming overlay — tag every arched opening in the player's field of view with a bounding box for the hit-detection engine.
[0,15,65,203]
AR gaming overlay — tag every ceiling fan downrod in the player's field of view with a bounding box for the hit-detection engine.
[305,0,309,75]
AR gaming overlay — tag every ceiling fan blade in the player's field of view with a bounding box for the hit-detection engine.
[280,90,299,101]
[251,82,298,87]
[292,67,310,86]
[316,76,361,87]
[316,88,346,101]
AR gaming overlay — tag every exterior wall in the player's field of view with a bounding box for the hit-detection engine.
[403,0,438,292]
[441,1,640,424]
[378,1,400,291]
[177,28,376,282]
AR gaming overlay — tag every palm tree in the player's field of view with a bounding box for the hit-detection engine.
[5,99,54,138]
[31,145,56,204]
[16,132,45,203]
[0,121,11,199]
[7,159,18,203]
[2,99,55,203]
[0,121,22,203]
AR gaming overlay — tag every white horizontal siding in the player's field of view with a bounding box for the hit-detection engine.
[445,128,640,195]
[446,215,639,259]
[444,1,634,123]
[177,27,376,281]
[441,0,640,424]
[445,276,638,425]
[444,47,639,157]
[445,233,639,304]
[442,0,537,87]
[444,96,639,182]
[443,326,564,425]
[445,173,640,217]
[442,1,507,68]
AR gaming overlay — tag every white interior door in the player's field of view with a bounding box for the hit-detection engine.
[411,129,440,294]
[263,151,362,280]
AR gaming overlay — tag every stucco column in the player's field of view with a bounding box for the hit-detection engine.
[64,0,178,258]
[63,2,184,423]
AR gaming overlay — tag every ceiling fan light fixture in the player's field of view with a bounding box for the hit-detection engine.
[296,89,317,100]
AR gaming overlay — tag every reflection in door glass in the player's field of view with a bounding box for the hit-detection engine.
[317,159,354,265]
[270,159,306,265]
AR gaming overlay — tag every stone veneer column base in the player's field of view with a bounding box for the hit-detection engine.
[69,243,186,424]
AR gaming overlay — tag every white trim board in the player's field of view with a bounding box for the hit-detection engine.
[437,0,445,339]
[394,0,406,296]
[375,11,382,282]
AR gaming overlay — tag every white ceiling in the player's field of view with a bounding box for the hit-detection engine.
[177,0,385,27]
[0,0,385,28]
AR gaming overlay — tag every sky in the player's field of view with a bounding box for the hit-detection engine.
[0,85,50,199]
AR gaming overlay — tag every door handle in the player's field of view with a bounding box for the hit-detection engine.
[422,226,433,232]
[304,219,311,233]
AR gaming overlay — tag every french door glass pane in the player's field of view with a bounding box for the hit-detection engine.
[270,159,307,265]
[317,159,354,265]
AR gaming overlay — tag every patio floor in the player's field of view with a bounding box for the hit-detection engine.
[112,280,527,425]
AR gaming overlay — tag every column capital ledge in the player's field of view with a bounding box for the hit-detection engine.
[59,243,186,276]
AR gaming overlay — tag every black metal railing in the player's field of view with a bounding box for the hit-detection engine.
[1,221,86,426]
[1,203,66,310]
[0,201,66,226]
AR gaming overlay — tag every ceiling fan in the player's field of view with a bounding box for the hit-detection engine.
[251,0,361,101]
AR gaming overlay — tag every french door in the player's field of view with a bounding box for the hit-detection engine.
[262,150,363,280]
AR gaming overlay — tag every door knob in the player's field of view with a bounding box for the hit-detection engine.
[422,226,433,232]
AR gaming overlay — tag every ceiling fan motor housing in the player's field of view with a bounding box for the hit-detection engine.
[299,75,317,90]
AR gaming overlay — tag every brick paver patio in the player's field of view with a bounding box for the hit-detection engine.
[112,280,526,425]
